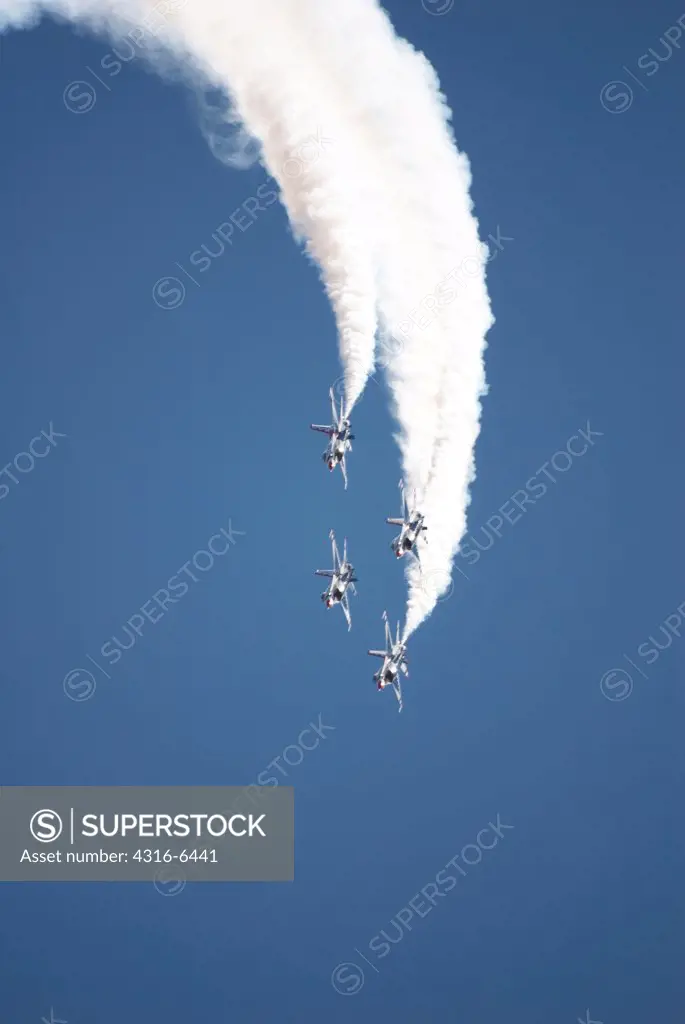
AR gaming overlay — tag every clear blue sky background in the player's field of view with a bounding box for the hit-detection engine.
[0,0,683,1021]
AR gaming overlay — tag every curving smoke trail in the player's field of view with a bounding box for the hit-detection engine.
[0,0,379,415]
[282,1,494,639]
[1,0,494,639]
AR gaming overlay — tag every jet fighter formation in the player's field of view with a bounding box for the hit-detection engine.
[310,386,428,712]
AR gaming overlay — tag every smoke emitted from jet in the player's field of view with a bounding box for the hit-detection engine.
[0,0,379,414]
[193,87,262,171]
[290,2,494,639]
[1,0,493,639]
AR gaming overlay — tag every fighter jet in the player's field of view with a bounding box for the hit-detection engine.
[314,529,358,630]
[310,387,354,488]
[386,480,427,563]
[368,611,408,712]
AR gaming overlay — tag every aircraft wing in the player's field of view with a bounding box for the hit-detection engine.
[310,424,333,435]
[393,678,404,712]
[314,569,334,578]
[340,455,348,490]
[386,518,404,526]
[368,650,386,658]
[341,593,352,631]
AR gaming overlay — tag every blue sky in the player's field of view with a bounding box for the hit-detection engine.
[0,0,683,1021]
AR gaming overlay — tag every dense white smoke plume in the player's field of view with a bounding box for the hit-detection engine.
[297,2,494,637]
[0,0,494,639]
[1,0,379,413]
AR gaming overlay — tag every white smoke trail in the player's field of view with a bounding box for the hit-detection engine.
[0,0,379,414]
[164,0,381,414]
[282,1,494,638]
[1,0,493,638]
